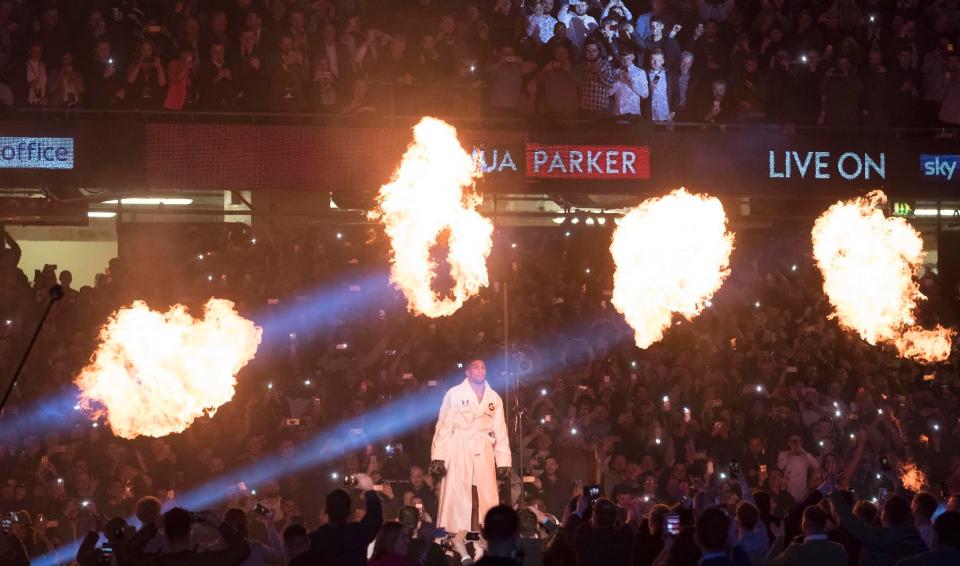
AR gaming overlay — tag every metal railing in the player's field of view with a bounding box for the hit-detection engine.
[2,81,957,139]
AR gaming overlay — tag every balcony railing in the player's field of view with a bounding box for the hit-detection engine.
[1,82,957,139]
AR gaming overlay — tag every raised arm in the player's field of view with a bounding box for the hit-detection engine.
[829,489,882,549]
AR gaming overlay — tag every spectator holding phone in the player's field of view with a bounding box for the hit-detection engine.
[646,48,675,121]
[305,473,383,566]
[577,40,615,118]
[198,41,236,110]
[87,39,124,107]
[0,519,28,566]
[574,497,634,566]
[267,35,307,112]
[163,46,197,110]
[126,39,167,109]
[610,50,648,117]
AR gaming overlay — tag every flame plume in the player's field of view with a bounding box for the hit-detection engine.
[811,190,954,362]
[76,299,262,439]
[900,460,927,492]
[610,188,735,348]
[369,117,493,317]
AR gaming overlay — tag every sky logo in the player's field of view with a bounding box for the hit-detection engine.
[920,154,958,181]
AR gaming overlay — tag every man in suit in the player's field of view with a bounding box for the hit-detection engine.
[198,40,236,109]
[767,506,848,566]
[896,511,960,566]
[233,27,264,109]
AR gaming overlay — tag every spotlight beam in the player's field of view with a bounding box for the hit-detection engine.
[34,318,616,566]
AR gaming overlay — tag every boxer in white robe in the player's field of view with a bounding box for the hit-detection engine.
[429,359,511,533]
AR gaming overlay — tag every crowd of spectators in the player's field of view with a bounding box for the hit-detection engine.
[0,0,956,126]
[0,218,958,565]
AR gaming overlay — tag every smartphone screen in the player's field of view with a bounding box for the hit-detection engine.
[665,513,680,535]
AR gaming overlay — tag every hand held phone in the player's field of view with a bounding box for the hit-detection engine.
[466,531,481,541]
[665,513,680,536]
[585,484,602,503]
[729,459,741,478]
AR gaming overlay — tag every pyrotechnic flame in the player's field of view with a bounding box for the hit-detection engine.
[76,299,262,439]
[811,190,954,362]
[610,188,735,348]
[369,117,493,317]
[900,460,927,492]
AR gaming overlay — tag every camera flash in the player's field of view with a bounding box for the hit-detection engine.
[267,383,273,390]
[755,385,763,392]
[933,424,940,431]
[331,472,339,480]
[655,438,662,445]
[570,428,578,435]
[876,473,882,479]
[564,231,571,237]
[541,388,547,396]
[336,232,343,240]
[304,379,312,386]
[791,264,797,271]
[511,243,517,249]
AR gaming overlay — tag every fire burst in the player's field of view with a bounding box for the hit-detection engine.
[611,188,735,348]
[811,190,954,362]
[369,117,493,317]
[900,460,927,492]
[76,299,262,439]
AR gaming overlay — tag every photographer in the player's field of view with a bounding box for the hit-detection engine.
[77,517,133,566]
[125,39,167,109]
[122,507,251,566]
[0,512,28,566]
[305,473,383,566]
[573,497,634,566]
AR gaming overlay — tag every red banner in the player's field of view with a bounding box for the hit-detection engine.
[524,144,650,179]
